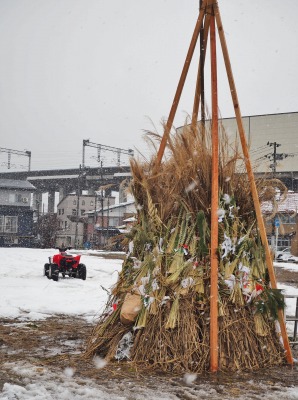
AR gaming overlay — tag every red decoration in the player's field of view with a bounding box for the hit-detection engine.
[256,283,264,292]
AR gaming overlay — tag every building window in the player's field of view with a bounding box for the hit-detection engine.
[58,209,61,215]
[5,216,18,233]
[8,193,24,203]
[0,216,4,232]
[65,221,68,229]
[81,209,85,216]
[109,217,120,227]
[90,200,94,206]
[82,200,85,206]
[73,199,77,205]
[61,209,64,215]
[277,237,291,248]
[8,193,15,203]
[72,209,77,216]
[280,214,296,224]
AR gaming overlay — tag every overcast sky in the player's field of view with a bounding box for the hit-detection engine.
[0,0,297,172]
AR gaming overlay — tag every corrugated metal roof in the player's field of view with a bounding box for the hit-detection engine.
[85,200,135,215]
[0,179,36,190]
[262,192,298,213]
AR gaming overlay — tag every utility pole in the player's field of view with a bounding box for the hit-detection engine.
[93,191,97,247]
[266,141,280,175]
[100,161,104,247]
[74,165,81,248]
[106,196,110,244]
[36,198,40,241]
[266,141,291,176]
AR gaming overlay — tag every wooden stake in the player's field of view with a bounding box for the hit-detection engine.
[155,0,207,169]
[214,3,293,365]
[210,9,219,373]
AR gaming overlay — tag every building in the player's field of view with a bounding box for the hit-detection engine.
[86,199,136,248]
[180,111,298,191]
[0,179,36,247]
[262,192,298,256]
[55,193,117,248]
[219,112,298,175]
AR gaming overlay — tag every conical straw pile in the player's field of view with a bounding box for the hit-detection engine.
[85,122,287,373]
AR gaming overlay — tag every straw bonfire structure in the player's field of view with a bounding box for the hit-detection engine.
[85,0,293,373]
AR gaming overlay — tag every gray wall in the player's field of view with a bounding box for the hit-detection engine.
[220,112,298,173]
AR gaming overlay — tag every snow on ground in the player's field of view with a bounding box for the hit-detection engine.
[1,360,298,400]
[274,261,298,336]
[0,248,123,322]
[1,361,298,400]
[0,248,297,399]
[0,248,296,330]
[275,260,298,273]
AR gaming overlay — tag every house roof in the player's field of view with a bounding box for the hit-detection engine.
[123,216,137,222]
[0,179,36,191]
[85,199,135,215]
[262,192,298,214]
[101,200,135,212]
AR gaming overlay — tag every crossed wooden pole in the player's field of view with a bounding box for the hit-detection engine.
[155,0,293,372]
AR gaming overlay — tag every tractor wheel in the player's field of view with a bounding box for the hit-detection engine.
[44,263,50,278]
[78,264,87,281]
[49,264,59,282]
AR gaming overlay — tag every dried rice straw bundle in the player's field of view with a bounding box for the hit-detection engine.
[85,122,287,373]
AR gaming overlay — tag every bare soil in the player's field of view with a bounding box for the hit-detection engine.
[274,265,298,287]
[0,266,297,398]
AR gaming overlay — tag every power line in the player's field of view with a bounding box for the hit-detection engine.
[250,145,268,154]
[0,147,31,171]
[82,140,134,168]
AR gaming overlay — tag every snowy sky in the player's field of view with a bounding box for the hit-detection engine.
[0,247,298,399]
[0,0,297,171]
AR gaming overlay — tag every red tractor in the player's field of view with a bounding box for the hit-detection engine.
[44,249,87,282]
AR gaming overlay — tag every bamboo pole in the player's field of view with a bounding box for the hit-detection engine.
[210,9,219,373]
[214,3,293,365]
[155,0,207,169]
[191,12,211,131]
[199,0,206,126]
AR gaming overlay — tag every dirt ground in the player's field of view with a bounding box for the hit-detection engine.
[0,266,297,399]
[273,265,298,287]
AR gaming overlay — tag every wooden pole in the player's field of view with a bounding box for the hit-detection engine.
[210,8,219,373]
[191,12,211,131]
[214,3,293,365]
[155,0,207,169]
[200,6,206,126]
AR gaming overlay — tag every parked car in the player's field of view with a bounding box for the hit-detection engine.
[275,247,291,258]
[286,255,298,264]
[276,248,292,262]
[276,250,298,264]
